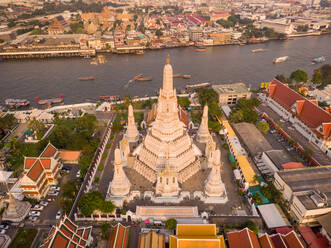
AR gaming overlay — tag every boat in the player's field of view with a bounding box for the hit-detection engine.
[133,74,143,81]
[5,99,30,107]
[35,94,64,105]
[273,56,289,63]
[90,59,98,65]
[79,76,94,81]
[173,74,182,78]
[100,95,120,101]
[136,50,145,55]
[97,55,105,64]
[186,82,212,90]
[312,56,326,63]
[137,77,152,81]
[84,55,90,59]
[251,49,264,53]
[182,75,191,79]
[196,46,206,52]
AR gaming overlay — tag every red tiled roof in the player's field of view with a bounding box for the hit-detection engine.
[227,228,261,248]
[25,158,37,169]
[27,160,44,182]
[41,143,57,158]
[298,226,329,248]
[276,227,295,235]
[65,218,77,232]
[283,231,306,248]
[107,223,130,248]
[51,232,70,248]
[259,234,275,248]
[281,162,305,169]
[268,80,331,130]
[270,234,287,248]
[40,158,51,169]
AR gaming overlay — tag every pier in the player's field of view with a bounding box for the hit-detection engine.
[0,49,95,59]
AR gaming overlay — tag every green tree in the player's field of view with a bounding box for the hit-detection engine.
[177,97,191,108]
[165,218,177,230]
[312,69,323,85]
[290,69,308,83]
[28,120,46,139]
[155,29,163,38]
[257,121,270,134]
[252,193,263,204]
[78,191,115,216]
[230,109,244,123]
[303,147,313,159]
[241,221,259,234]
[101,223,110,239]
[275,74,287,83]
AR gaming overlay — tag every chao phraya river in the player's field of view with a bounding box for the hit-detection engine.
[0,35,330,105]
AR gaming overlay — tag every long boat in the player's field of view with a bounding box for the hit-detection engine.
[79,76,94,81]
[251,48,264,53]
[133,74,143,81]
[182,75,191,79]
[173,74,182,78]
[137,77,152,81]
[35,94,64,105]
[273,56,289,63]
[100,95,120,101]
[186,82,212,90]
[312,56,326,63]
[196,46,206,52]
[5,99,30,107]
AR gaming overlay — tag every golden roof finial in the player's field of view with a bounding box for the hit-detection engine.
[166,54,170,64]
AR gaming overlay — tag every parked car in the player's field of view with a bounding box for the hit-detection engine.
[56,211,61,220]
[50,186,60,192]
[48,190,59,196]
[270,129,276,134]
[40,201,49,207]
[28,216,39,222]
[32,204,44,211]
[0,229,6,234]
[29,211,40,217]
[76,171,81,178]
[0,224,9,230]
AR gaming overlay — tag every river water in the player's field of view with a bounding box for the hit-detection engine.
[0,35,330,105]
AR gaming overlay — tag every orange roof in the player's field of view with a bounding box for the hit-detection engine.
[27,160,44,182]
[107,223,130,248]
[227,228,261,248]
[283,231,306,248]
[52,232,70,248]
[259,234,275,248]
[281,162,305,170]
[59,150,81,162]
[40,158,51,169]
[41,143,57,158]
[177,224,216,236]
[25,157,37,169]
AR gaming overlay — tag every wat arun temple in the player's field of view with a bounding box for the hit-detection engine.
[107,56,227,206]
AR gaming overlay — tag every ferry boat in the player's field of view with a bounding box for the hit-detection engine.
[182,75,191,79]
[196,46,207,52]
[136,50,145,55]
[186,82,212,90]
[79,76,94,81]
[173,74,182,78]
[251,49,264,53]
[90,59,98,65]
[97,55,106,64]
[137,77,152,82]
[5,99,30,107]
[133,74,143,81]
[312,56,326,63]
[35,94,64,105]
[273,56,289,63]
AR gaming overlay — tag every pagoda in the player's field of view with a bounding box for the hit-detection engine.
[196,104,211,143]
[109,148,130,196]
[125,104,139,143]
[132,56,202,185]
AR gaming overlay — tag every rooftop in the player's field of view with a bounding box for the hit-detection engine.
[257,204,289,229]
[264,150,292,171]
[212,83,250,95]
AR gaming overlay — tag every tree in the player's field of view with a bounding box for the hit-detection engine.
[155,29,163,38]
[28,120,46,139]
[303,147,313,159]
[241,221,259,234]
[177,97,191,108]
[101,223,110,239]
[275,74,287,83]
[252,193,263,204]
[78,191,115,216]
[312,69,323,85]
[165,218,177,230]
[257,121,269,134]
[290,69,308,83]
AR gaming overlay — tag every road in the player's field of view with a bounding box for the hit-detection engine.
[258,103,331,166]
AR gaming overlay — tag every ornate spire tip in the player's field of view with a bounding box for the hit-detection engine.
[166,54,170,64]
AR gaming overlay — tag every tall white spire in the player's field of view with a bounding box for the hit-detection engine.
[162,54,174,94]
[205,149,225,197]
[110,148,130,196]
[125,104,139,142]
[197,104,210,143]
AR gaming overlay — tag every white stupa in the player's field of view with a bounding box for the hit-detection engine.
[205,149,225,197]
[110,148,131,196]
[196,104,211,143]
[125,104,139,143]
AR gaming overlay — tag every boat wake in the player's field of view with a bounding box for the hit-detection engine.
[124,80,133,88]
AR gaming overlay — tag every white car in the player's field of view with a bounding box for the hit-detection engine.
[0,229,6,234]
[76,171,81,178]
[28,216,39,222]
[32,204,44,211]
[0,225,9,230]
[29,211,40,217]
[56,211,61,220]
[40,201,49,207]
[50,186,60,191]
[48,190,59,196]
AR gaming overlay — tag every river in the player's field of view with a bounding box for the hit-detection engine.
[0,35,330,105]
